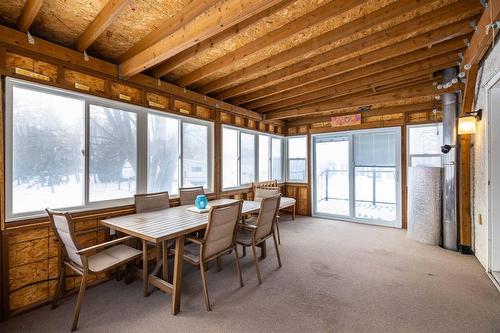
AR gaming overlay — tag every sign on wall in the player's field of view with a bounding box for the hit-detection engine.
[331,114,362,127]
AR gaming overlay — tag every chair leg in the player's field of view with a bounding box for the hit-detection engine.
[71,275,87,332]
[234,246,244,287]
[273,232,282,268]
[51,262,65,309]
[251,242,262,284]
[242,245,246,257]
[216,257,222,272]
[199,261,211,311]
[275,219,281,245]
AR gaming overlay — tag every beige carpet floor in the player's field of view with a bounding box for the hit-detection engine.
[1,216,499,333]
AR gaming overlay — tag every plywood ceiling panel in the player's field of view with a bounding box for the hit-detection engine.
[0,0,26,27]
[90,0,194,61]
[30,0,107,47]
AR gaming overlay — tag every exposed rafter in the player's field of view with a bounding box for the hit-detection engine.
[117,0,219,63]
[16,0,43,32]
[149,0,295,78]
[460,0,500,70]
[175,0,364,87]
[202,0,480,96]
[119,0,286,79]
[74,0,131,52]
[241,35,469,110]
[253,53,459,113]
[265,82,438,120]
[216,2,479,100]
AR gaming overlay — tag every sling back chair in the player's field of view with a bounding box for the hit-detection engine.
[179,186,205,206]
[177,200,244,311]
[134,191,172,279]
[237,195,282,284]
[253,187,282,244]
[47,209,142,331]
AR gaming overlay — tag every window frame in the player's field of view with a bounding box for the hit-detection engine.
[5,78,214,221]
[286,135,308,183]
[222,125,284,191]
[406,123,443,169]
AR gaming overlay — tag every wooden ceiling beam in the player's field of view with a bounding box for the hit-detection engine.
[16,0,44,32]
[0,24,266,122]
[117,0,219,63]
[235,30,470,107]
[202,0,480,96]
[150,0,295,78]
[73,0,131,52]
[175,0,364,87]
[285,102,438,127]
[265,81,438,120]
[461,0,500,70]
[119,0,286,79]
[253,54,459,113]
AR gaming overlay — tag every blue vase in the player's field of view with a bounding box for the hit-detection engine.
[195,194,208,209]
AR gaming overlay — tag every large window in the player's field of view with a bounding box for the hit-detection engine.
[223,128,239,188]
[408,124,443,167]
[89,105,137,202]
[183,122,210,188]
[6,79,213,220]
[10,86,85,214]
[286,136,307,182]
[148,113,179,195]
[222,126,282,189]
[258,135,270,181]
[222,127,256,189]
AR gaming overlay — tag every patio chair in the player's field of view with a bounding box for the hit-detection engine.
[179,186,205,205]
[47,209,141,331]
[178,200,243,311]
[237,195,282,284]
[253,187,282,244]
[135,191,171,279]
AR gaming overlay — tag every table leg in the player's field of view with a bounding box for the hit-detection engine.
[142,240,149,297]
[162,240,168,281]
[259,240,267,259]
[172,235,185,315]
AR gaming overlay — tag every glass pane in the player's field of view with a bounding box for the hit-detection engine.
[354,132,396,167]
[89,105,137,201]
[272,138,282,180]
[241,133,255,184]
[259,135,269,181]
[289,159,306,181]
[409,125,443,155]
[355,167,396,221]
[148,114,179,195]
[183,122,208,188]
[315,138,350,216]
[288,136,307,158]
[223,128,238,188]
[12,86,84,214]
[410,156,442,167]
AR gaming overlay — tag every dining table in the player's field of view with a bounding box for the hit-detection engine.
[100,197,296,315]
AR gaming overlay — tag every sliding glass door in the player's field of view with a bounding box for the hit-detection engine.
[313,127,401,227]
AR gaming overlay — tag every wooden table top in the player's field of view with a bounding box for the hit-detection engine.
[100,198,296,243]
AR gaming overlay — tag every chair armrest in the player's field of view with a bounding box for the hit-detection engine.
[186,236,204,245]
[239,223,257,231]
[76,235,136,255]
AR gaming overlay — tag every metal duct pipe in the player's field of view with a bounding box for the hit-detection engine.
[441,67,458,251]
